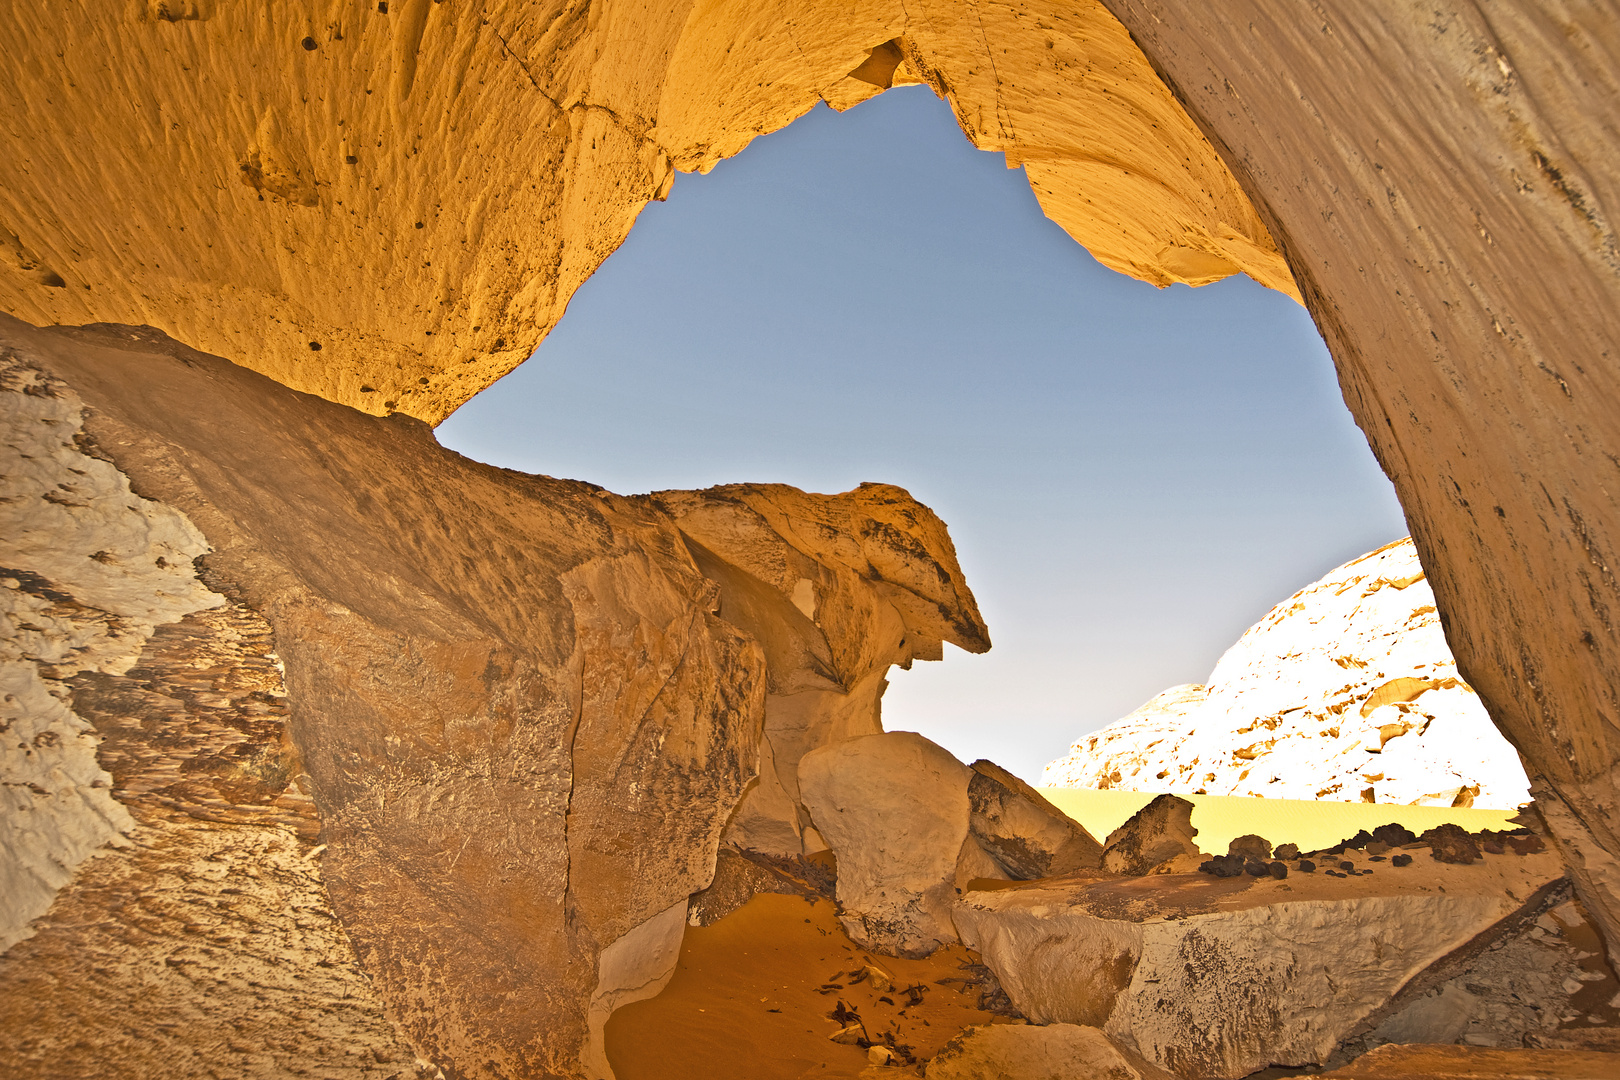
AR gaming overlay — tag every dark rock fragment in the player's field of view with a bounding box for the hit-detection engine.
[1372,822,1418,847]
[1423,823,1481,865]
[1267,861,1288,879]
[1199,854,1246,878]
[1245,859,1270,877]
[1298,859,1316,873]
[1392,853,1413,866]
[1313,829,1375,857]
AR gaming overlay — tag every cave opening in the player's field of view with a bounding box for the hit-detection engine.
[3,6,1618,1076]
[435,86,1407,781]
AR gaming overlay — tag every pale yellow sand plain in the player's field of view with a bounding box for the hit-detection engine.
[1037,788,1522,856]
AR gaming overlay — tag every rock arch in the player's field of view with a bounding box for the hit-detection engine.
[2,0,1619,1056]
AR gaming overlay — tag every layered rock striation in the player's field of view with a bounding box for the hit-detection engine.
[1045,538,1532,809]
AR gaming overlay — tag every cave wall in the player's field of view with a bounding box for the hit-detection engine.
[1100,0,1620,954]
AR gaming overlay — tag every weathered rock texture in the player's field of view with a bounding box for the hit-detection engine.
[1096,0,1620,967]
[0,318,986,1079]
[3,1,1615,957]
[1099,794,1200,875]
[657,485,989,859]
[0,357,220,951]
[1045,539,1531,809]
[954,845,1566,1078]
[0,818,430,1080]
[0,363,426,1076]
[967,760,1103,879]
[1347,893,1620,1058]
[7,0,1620,1054]
[0,1,1294,421]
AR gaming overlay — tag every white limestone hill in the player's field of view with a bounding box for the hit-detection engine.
[1042,538,1531,809]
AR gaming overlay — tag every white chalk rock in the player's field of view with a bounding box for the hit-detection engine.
[799,731,971,957]
[953,846,1565,1079]
[1043,539,1530,809]
[0,361,223,952]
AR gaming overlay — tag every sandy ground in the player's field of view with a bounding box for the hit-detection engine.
[606,893,1018,1079]
[1318,1043,1620,1078]
[1039,788,1520,855]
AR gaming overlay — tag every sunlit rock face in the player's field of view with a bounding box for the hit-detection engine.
[0,318,986,1079]
[1,4,1614,951]
[1045,539,1532,810]
[0,1,1291,422]
[4,0,1620,1038]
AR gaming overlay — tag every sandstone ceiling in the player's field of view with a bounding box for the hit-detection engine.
[3,0,1620,995]
[0,0,1294,422]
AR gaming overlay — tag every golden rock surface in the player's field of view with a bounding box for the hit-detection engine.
[4,2,1620,1067]
[0,316,989,1077]
[0,0,1292,421]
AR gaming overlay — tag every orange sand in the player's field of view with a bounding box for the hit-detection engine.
[606,894,1017,1080]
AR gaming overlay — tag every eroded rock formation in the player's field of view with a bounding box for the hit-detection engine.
[1045,538,1532,809]
[6,2,1620,1076]
[0,1,1293,420]
[2,2,1614,956]
[0,318,986,1078]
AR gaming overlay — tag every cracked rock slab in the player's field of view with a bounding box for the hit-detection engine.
[952,846,1566,1079]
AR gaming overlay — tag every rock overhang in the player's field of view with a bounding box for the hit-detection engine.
[4,1,1620,1075]
[0,1,1294,423]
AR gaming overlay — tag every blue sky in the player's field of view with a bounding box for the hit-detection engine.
[436,86,1408,782]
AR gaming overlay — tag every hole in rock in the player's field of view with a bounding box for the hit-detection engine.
[435,87,1405,783]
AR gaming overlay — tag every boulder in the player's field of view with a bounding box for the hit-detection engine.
[656,485,989,860]
[1423,824,1482,865]
[1227,835,1272,861]
[1101,795,1201,875]
[953,842,1567,1078]
[925,1023,1171,1080]
[799,731,973,956]
[966,760,1103,879]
